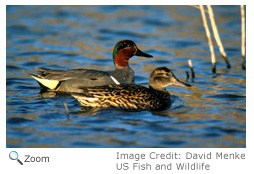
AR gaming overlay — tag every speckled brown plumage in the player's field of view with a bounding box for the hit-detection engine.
[72,67,191,111]
[72,84,172,110]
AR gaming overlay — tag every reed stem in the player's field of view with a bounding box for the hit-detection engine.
[189,5,208,13]
[64,102,70,120]
[200,5,216,74]
[241,5,246,70]
[188,59,195,79]
[207,5,231,69]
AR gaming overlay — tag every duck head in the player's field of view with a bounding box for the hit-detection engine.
[112,40,153,67]
[149,66,191,91]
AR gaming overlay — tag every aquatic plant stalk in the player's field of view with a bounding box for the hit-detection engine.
[207,5,231,69]
[241,5,246,70]
[200,5,216,74]
[188,59,195,79]
[189,5,208,13]
[64,102,70,120]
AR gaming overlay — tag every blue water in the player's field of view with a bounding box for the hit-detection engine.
[6,5,246,147]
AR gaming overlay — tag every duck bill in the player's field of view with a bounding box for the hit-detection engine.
[135,48,153,58]
[173,79,191,87]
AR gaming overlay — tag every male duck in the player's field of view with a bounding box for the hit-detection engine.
[31,40,153,93]
[72,67,191,111]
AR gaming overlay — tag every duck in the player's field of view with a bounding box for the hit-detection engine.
[31,40,153,93]
[72,66,191,111]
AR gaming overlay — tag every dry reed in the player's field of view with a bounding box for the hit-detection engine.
[64,102,70,120]
[207,5,231,69]
[200,5,216,74]
[241,5,246,70]
[188,59,195,79]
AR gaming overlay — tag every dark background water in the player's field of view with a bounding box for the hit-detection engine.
[6,5,246,148]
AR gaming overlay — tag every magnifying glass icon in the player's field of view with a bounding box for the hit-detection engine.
[9,151,23,165]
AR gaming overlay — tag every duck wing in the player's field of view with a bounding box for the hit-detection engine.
[31,68,117,92]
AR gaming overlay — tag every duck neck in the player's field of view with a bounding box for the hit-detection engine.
[113,47,136,67]
[149,85,167,92]
[114,54,129,67]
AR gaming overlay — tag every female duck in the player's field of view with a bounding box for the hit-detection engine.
[31,40,152,93]
[72,67,191,110]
